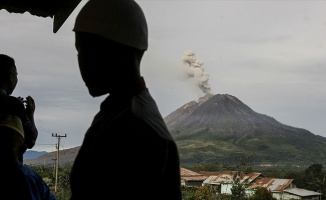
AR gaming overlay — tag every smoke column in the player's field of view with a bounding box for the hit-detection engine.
[181,50,213,95]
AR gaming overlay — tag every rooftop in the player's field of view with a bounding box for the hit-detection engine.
[0,0,81,32]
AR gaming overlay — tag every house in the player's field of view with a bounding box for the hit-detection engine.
[283,188,322,200]
[246,177,296,199]
[180,167,208,187]
[183,169,322,200]
[201,170,264,194]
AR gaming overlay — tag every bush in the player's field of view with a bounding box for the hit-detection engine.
[248,187,276,200]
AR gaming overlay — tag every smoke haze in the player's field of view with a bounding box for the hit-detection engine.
[182,50,213,95]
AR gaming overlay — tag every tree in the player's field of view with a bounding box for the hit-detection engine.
[305,164,323,175]
[181,185,197,200]
[307,174,326,200]
[248,187,276,200]
[194,186,215,200]
[230,182,246,200]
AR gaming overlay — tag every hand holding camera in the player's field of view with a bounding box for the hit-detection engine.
[18,96,36,115]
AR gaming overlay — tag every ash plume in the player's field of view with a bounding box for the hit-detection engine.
[181,50,213,95]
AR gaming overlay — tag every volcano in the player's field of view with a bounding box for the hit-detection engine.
[164,94,326,167]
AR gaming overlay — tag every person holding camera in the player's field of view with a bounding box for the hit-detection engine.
[0,54,38,161]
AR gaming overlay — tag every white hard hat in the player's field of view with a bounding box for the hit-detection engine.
[73,0,148,50]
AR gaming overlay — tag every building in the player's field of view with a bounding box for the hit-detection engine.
[0,0,81,33]
[283,188,322,200]
[180,167,208,187]
[246,177,295,199]
[201,170,264,194]
[199,170,322,200]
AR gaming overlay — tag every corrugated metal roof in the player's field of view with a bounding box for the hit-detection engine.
[284,188,321,197]
[181,167,203,177]
[182,175,208,181]
[180,167,208,181]
[0,0,81,33]
[246,177,293,192]
[203,175,233,185]
[201,171,263,185]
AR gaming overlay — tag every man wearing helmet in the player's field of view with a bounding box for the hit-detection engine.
[70,0,182,199]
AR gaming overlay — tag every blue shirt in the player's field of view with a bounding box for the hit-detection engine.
[18,162,57,200]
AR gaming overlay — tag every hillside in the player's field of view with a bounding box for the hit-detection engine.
[24,146,80,166]
[24,150,47,160]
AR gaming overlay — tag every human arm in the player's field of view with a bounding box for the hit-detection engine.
[20,95,38,149]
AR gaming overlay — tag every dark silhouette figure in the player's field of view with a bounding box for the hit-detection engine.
[0,54,56,200]
[0,115,57,200]
[0,54,38,161]
[69,0,182,199]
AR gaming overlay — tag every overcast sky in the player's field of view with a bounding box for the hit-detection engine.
[1,0,325,152]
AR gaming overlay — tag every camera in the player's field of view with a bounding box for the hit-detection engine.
[18,97,27,107]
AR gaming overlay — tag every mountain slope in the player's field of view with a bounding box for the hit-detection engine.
[24,146,80,166]
[23,150,48,160]
[165,94,326,167]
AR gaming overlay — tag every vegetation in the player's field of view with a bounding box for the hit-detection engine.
[175,136,326,168]
[29,162,326,200]
[29,165,71,200]
[247,187,276,200]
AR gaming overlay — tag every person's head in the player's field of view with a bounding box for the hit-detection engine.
[73,0,148,97]
[0,115,25,159]
[0,54,18,95]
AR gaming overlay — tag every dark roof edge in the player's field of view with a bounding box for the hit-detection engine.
[0,0,82,33]
[53,0,81,33]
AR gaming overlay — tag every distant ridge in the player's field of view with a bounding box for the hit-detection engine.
[23,150,48,160]
[24,146,80,166]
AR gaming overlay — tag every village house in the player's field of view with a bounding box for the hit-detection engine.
[246,177,322,200]
[246,177,295,199]
[200,170,264,195]
[180,167,208,187]
[283,188,322,200]
[180,168,322,200]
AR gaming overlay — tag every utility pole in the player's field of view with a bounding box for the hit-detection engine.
[52,133,67,192]
[52,158,57,177]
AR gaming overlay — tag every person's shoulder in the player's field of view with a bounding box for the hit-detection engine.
[5,95,24,106]
[19,162,41,178]
[1,95,25,115]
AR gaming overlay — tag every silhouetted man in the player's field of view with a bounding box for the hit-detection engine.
[69,0,182,199]
[0,54,38,161]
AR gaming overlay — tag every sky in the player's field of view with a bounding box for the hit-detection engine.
[0,0,325,152]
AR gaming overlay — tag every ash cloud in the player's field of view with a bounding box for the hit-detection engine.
[181,50,213,95]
